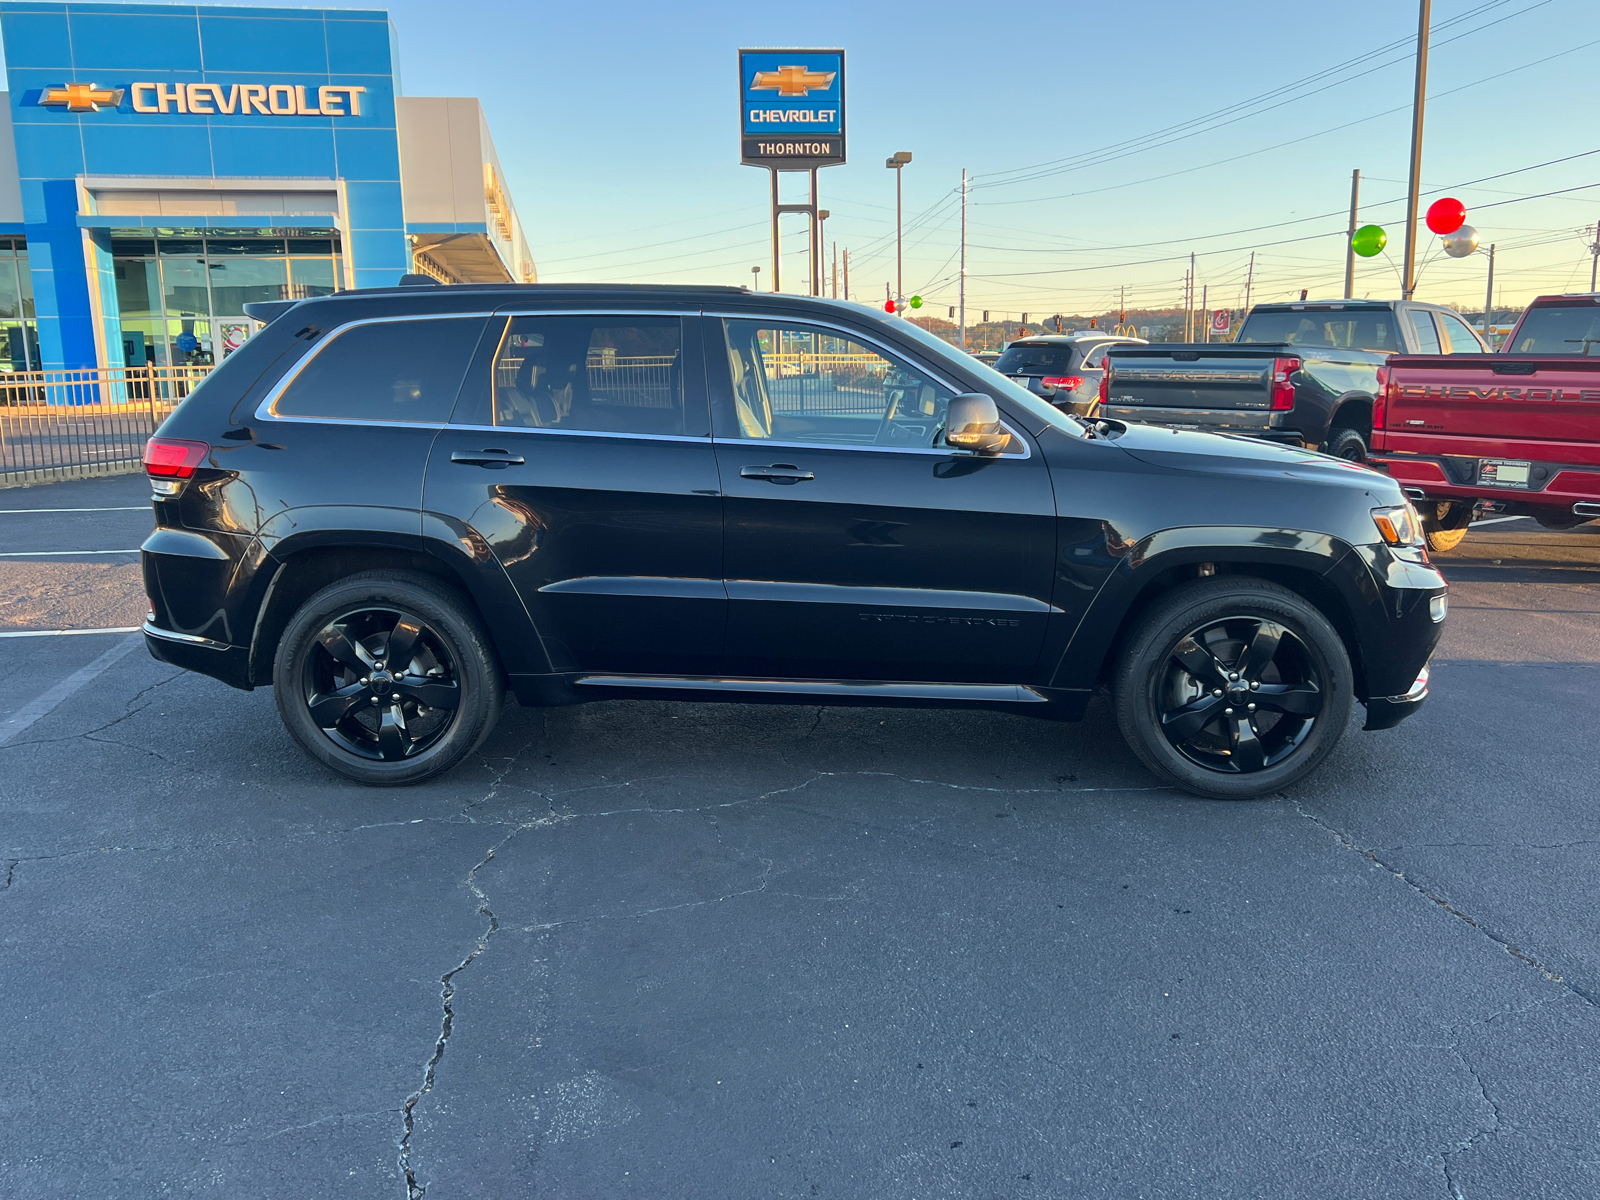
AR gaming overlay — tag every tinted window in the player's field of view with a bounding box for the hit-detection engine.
[1237,310,1400,352]
[993,343,1075,375]
[488,316,689,435]
[1409,310,1442,354]
[274,317,484,422]
[1435,310,1486,354]
[893,316,1084,437]
[723,320,964,449]
[1508,304,1600,355]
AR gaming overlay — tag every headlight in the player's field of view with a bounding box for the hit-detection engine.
[1371,503,1422,547]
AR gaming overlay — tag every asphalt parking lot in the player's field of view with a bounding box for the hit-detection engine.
[2,475,1597,1199]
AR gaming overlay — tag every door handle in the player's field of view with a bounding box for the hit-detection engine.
[740,464,815,483]
[451,449,525,468]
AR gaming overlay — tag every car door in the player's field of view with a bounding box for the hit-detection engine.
[708,314,1058,684]
[424,309,725,676]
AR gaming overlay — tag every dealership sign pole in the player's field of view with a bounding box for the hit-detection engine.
[739,49,845,296]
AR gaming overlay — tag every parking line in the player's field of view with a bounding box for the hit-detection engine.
[0,506,148,513]
[0,627,141,638]
[0,634,142,745]
[0,550,142,556]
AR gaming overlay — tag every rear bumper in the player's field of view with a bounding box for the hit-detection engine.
[143,621,253,689]
[1371,451,1600,511]
[1101,404,1305,443]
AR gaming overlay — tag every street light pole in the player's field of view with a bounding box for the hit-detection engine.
[1483,243,1496,345]
[886,151,912,308]
[959,168,968,350]
[1344,168,1361,299]
[1401,0,1431,300]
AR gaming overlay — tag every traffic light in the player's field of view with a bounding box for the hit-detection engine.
[948,306,955,318]
[1053,315,1062,332]
[1021,313,1028,325]
[1089,317,1097,328]
[1300,289,1308,301]
[982,310,989,322]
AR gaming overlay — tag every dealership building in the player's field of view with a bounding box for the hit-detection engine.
[0,1,534,373]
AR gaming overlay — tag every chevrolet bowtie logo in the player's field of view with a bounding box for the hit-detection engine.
[751,65,835,97]
[38,83,125,112]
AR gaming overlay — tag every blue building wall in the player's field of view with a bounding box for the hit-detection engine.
[0,2,409,368]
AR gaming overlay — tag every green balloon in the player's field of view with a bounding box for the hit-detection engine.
[909,295,923,309]
[1351,224,1387,258]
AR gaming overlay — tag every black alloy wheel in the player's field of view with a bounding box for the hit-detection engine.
[1114,578,1353,799]
[303,607,460,762]
[274,571,503,785]
[1157,617,1322,773]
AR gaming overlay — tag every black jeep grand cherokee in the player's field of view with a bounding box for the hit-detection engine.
[140,283,1445,799]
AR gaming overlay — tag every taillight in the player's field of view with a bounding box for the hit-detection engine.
[143,438,208,496]
[1270,357,1300,411]
[1097,357,1111,407]
[1372,365,1389,430]
[1041,375,1084,392]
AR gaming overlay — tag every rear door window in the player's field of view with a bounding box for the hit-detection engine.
[271,316,486,422]
[1435,310,1487,354]
[486,316,695,436]
[1408,310,1443,354]
[1237,310,1399,352]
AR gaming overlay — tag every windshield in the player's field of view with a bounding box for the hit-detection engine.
[1508,304,1600,355]
[894,319,1084,436]
[992,343,1075,375]
[1237,309,1400,353]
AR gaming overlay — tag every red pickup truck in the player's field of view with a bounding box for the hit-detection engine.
[1369,293,1600,551]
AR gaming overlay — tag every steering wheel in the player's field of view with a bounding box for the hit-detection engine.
[872,379,941,447]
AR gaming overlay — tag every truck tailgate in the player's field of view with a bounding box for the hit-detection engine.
[1104,348,1279,410]
[1381,355,1600,451]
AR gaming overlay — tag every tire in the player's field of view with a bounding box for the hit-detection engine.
[1422,501,1473,553]
[273,571,504,786]
[1324,426,1368,462]
[1112,578,1354,800]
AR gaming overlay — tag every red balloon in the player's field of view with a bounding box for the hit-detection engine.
[1426,197,1466,235]
[884,299,896,313]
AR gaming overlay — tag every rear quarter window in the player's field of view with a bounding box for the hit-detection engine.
[1508,305,1600,355]
[271,316,487,422]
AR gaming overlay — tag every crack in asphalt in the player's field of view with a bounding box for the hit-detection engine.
[1,859,14,890]
[1292,800,1597,1009]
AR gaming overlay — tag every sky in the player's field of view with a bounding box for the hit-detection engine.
[5,0,1595,316]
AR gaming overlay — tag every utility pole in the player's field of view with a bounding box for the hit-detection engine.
[1189,252,1197,340]
[1590,218,1598,291]
[1344,169,1361,299]
[769,170,781,292]
[1201,284,1210,343]
[1483,243,1496,345]
[843,247,850,301]
[959,169,968,351]
[886,151,912,307]
[831,241,838,299]
[814,209,829,297]
[1401,0,1432,299]
[1244,251,1255,312]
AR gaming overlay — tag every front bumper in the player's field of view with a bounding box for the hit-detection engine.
[1362,662,1429,730]
[1345,544,1447,730]
[143,621,253,689]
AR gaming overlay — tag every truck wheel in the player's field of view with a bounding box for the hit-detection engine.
[1324,427,1368,462]
[1112,578,1353,800]
[273,571,504,786]
[1422,501,1472,552]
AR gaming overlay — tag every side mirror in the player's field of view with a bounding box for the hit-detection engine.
[944,393,1011,455]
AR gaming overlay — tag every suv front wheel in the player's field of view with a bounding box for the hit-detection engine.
[1113,578,1353,799]
[273,571,504,785]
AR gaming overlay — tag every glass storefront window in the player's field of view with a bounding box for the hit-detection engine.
[108,231,341,365]
[0,238,39,372]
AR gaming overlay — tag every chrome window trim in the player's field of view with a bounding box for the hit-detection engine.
[705,310,1033,461]
[254,311,498,424]
[449,422,708,445]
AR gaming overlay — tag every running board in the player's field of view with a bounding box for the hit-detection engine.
[572,674,1050,704]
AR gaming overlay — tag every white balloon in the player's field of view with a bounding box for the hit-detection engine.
[1443,224,1480,258]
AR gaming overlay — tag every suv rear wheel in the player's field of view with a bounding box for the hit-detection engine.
[273,571,504,786]
[1113,578,1353,800]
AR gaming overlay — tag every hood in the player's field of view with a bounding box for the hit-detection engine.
[1108,423,1404,498]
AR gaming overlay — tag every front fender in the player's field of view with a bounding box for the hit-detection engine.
[1046,525,1380,695]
